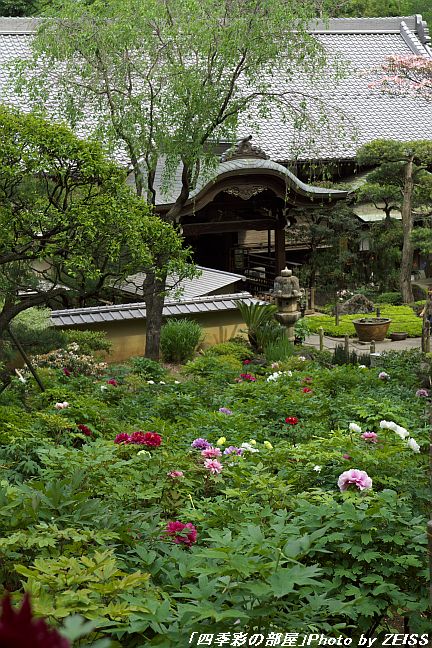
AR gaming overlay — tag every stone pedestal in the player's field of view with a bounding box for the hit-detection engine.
[273,267,302,341]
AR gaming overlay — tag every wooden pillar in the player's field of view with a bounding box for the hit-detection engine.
[274,226,286,275]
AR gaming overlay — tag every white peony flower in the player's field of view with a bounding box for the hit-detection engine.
[394,425,409,440]
[358,364,367,369]
[147,380,155,384]
[159,381,166,385]
[406,438,421,453]
[313,465,322,472]
[241,442,260,453]
[349,423,362,434]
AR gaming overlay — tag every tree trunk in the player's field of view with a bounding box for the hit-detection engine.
[400,157,415,304]
[144,272,167,360]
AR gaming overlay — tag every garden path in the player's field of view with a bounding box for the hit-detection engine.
[304,334,422,353]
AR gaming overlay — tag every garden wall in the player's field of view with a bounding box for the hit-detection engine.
[55,311,246,362]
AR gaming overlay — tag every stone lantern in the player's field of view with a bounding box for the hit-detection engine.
[274,267,302,341]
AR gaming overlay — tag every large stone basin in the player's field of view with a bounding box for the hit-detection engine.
[353,318,391,342]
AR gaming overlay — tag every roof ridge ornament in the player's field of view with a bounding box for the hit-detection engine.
[220,135,270,162]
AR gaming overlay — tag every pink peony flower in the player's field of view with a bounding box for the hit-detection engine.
[415,388,429,398]
[285,416,299,425]
[165,521,197,546]
[378,371,390,381]
[360,432,378,443]
[204,459,223,474]
[303,376,313,384]
[201,447,222,459]
[0,593,70,647]
[77,424,92,437]
[114,432,131,444]
[338,469,372,492]
[342,453,352,460]
[243,359,252,365]
[302,387,313,393]
[167,470,184,478]
[54,401,69,409]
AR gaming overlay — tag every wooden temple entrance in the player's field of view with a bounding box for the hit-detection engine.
[157,138,348,294]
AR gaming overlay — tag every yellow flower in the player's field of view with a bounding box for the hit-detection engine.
[216,437,226,446]
[249,439,257,445]
[263,441,273,449]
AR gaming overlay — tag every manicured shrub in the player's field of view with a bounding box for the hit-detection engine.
[63,329,112,355]
[204,341,251,362]
[376,291,402,305]
[160,318,203,362]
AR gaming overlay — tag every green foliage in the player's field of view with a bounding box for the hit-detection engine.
[377,291,402,305]
[204,341,251,362]
[333,344,371,366]
[264,338,295,363]
[294,317,311,343]
[235,301,279,351]
[160,318,204,363]
[63,330,112,355]
[307,305,422,337]
[128,356,168,381]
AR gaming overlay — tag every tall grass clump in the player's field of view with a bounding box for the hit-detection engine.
[160,318,203,363]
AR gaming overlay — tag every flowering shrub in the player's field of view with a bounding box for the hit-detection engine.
[164,521,197,546]
[30,345,107,377]
[360,432,378,443]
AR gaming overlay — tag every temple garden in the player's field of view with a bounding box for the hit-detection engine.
[0,325,429,646]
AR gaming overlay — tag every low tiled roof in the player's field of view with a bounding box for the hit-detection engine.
[0,15,431,163]
[50,292,260,327]
[120,266,245,299]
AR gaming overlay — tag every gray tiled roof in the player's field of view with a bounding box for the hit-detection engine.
[50,291,260,327]
[120,266,245,299]
[1,15,431,164]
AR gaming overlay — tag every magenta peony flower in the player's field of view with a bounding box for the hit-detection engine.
[302,387,313,393]
[338,469,372,492]
[342,453,352,460]
[114,432,131,444]
[285,416,299,425]
[191,438,211,450]
[165,521,197,546]
[0,594,70,648]
[204,459,223,474]
[167,470,184,478]
[62,368,71,377]
[239,373,256,382]
[107,379,118,386]
[77,424,92,437]
[243,359,252,365]
[360,432,378,443]
[201,447,222,459]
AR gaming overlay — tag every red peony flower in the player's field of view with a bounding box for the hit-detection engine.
[302,387,313,393]
[243,359,252,365]
[129,431,162,446]
[0,594,70,648]
[77,424,92,437]
[285,416,299,425]
[114,432,131,444]
[165,521,197,546]
[107,379,118,386]
[62,368,71,377]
